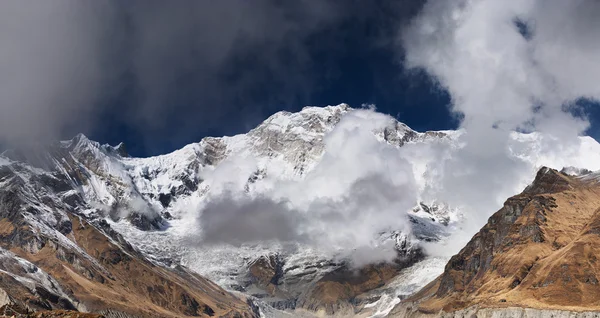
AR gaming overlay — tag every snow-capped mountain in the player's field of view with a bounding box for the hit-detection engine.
[2,104,600,317]
[0,141,256,316]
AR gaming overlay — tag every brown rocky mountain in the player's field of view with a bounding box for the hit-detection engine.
[0,106,443,318]
[0,160,256,317]
[0,304,102,317]
[3,106,599,317]
[242,235,424,316]
[391,167,600,317]
[295,245,424,316]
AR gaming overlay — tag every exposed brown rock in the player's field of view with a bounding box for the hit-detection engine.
[298,249,424,315]
[394,167,600,315]
[247,255,284,296]
[0,189,254,316]
[0,152,257,317]
[0,304,102,317]
[8,217,254,317]
[298,262,400,315]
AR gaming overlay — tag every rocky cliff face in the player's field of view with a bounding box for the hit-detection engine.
[391,168,600,317]
[0,104,454,317]
[2,104,600,317]
[392,305,600,318]
[0,145,256,316]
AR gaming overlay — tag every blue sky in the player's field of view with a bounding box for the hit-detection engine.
[1,1,599,157]
[85,1,458,157]
[95,17,457,157]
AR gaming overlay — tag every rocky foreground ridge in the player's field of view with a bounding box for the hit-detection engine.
[0,148,257,316]
[1,104,600,317]
[391,168,600,317]
[0,104,455,317]
[0,105,454,317]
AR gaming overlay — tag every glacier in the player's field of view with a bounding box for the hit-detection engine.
[2,103,600,316]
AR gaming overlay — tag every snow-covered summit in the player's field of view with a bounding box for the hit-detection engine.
[2,104,600,316]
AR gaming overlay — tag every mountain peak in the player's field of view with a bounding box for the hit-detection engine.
[394,166,600,315]
[249,104,351,141]
[300,103,351,113]
[70,132,91,145]
[523,166,572,195]
[100,141,128,157]
[63,132,99,153]
[114,142,128,157]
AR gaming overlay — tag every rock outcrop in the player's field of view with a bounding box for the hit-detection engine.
[390,167,600,316]
[0,148,256,317]
[392,304,600,318]
[4,104,600,317]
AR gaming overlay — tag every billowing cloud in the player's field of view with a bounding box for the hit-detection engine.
[197,109,418,266]
[402,0,600,251]
[403,0,600,136]
[0,1,425,153]
[199,194,306,245]
[0,1,115,143]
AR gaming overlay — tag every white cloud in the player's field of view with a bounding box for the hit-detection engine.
[403,0,600,135]
[197,109,418,266]
[193,104,600,263]
[401,0,600,252]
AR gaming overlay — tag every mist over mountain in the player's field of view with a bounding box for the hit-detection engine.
[2,0,600,317]
[2,104,600,316]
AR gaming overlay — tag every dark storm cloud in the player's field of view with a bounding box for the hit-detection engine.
[0,1,116,144]
[198,195,306,245]
[117,0,428,152]
[0,0,426,152]
[196,172,417,266]
[198,174,411,247]
[0,0,338,144]
[122,1,342,144]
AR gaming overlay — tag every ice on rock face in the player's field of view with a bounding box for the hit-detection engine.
[362,257,448,318]
[2,104,600,316]
[0,247,82,310]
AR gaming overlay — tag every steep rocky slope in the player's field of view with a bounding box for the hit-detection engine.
[0,104,455,317]
[391,168,600,317]
[0,150,256,316]
[2,104,600,317]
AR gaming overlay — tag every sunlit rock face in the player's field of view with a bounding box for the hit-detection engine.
[2,104,600,316]
[390,168,600,317]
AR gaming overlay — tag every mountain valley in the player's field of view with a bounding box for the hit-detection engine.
[1,105,600,317]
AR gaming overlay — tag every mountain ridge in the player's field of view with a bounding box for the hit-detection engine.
[0,157,256,317]
[390,168,600,317]
[1,104,600,316]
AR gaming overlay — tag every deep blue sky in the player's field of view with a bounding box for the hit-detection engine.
[97,53,456,157]
[79,1,459,157]
[75,1,598,157]
[2,2,600,157]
